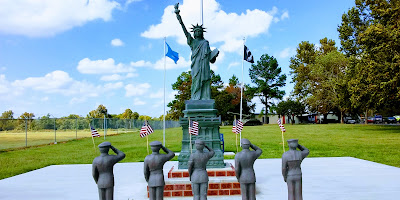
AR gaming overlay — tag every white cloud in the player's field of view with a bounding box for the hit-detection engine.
[12,70,73,92]
[130,60,153,67]
[41,97,49,102]
[0,0,120,37]
[100,74,123,81]
[125,83,151,97]
[0,67,6,71]
[126,73,137,78]
[141,0,280,53]
[100,73,138,81]
[149,89,164,99]
[77,58,137,74]
[228,62,240,70]
[0,74,10,94]
[281,11,289,20]
[104,82,124,90]
[133,98,146,105]
[125,0,142,7]
[277,47,296,59]
[111,38,124,46]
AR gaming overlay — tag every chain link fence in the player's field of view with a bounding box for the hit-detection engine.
[0,118,180,150]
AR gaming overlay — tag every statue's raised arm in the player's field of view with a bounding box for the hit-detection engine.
[174,3,192,43]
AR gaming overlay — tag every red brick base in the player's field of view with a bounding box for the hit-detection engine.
[147,183,241,197]
[146,164,242,197]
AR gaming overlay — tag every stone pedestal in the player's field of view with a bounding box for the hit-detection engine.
[178,100,225,169]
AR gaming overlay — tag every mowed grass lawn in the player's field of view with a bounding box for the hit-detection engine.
[0,129,133,150]
[0,124,399,180]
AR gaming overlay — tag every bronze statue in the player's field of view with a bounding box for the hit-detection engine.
[144,141,175,200]
[188,139,215,200]
[92,142,126,200]
[282,139,309,200]
[174,3,219,100]
[235,139,262,200]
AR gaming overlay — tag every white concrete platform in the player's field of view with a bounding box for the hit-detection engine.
[0,157,399,200]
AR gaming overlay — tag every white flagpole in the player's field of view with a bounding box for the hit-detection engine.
[200,0,203,25]
[240,37,245,145]
[163,37,166,146]
[189,118,192,154]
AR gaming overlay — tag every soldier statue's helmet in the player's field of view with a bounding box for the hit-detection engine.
[241,138,251,145]
[98,141,111,148]
[287,139,299,144]
[195,139,204,145]
[150,141,162,147]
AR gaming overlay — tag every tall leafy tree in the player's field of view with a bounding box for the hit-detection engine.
[121,109,134,119]
[248,53,287,123]
[167,71,192,120]
[338,0,400,118]
[87,104,108,118]
[0,110,15,131]
[290,38,351,122]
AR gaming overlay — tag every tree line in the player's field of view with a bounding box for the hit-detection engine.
[0,106,164,131]
[290,0,400,123]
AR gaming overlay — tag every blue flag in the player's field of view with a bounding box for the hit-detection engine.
[165,42,179,64]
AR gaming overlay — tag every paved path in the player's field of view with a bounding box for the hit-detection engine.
[0,157,399,200]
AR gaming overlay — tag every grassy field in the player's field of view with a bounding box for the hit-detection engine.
[0,129,135,150]
[0,124,399,180]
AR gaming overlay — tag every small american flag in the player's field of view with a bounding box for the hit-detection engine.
[91,126,100,137]
[189,120,199,135]
[232,120,243,134]
[140,121,154,138]
[277,119,286,132]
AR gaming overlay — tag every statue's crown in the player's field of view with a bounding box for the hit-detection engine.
[190,24,206,32]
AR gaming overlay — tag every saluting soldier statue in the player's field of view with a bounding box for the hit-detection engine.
[235,139,262,200]
[282,139,309,200]
[188,139,215,200]
[144,141,175,200]
[92,142,126,200]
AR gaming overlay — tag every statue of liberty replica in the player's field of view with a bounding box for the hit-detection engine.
[174,3,224,169]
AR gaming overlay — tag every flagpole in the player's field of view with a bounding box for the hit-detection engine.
[189,118,192,154]
[234,115,238,153]
[240,37,245,145]
[163,37,166,146]
[200,0,203,25]
[281,130,285,153]
[145,120,149,155]
[89,123,96,153]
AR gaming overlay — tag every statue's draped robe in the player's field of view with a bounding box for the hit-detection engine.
[188,38,211,100]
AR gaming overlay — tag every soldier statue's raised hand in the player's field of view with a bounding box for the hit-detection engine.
[92,142,126,200]
[235,139,262,200]
[188,139,215,200]
[144,141,175,200]
[282,139,309,200]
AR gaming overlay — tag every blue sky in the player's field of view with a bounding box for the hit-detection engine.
[0,0,355,118]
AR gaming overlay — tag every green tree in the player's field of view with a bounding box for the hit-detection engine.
[132,112,139,120]
[338,0,400,120]
[248,53,287,123]
[0,110,15,131]
[87,104,108,118]
[275,99,305,125]
[121,109,134,119]
[290,38,351,122]
[167,71,191,120]
[1,110,14,119]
